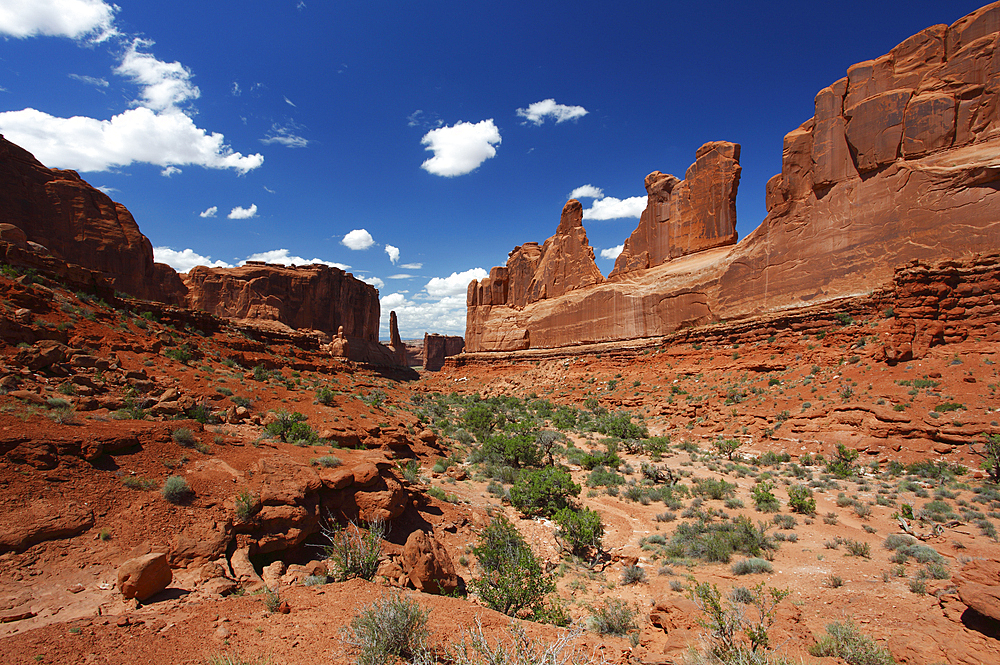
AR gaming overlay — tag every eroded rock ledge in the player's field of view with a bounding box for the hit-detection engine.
[466,2,1000,353]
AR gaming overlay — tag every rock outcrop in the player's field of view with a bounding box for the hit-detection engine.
[387,311,407,366]
[117,552,173,601]
[423,334,464,371]
[401,529,458,594]
[466,3,1000,353]
[0,136,184,304]
[611,141,741,276]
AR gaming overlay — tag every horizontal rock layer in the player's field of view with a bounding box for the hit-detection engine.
[467,2,1000,352]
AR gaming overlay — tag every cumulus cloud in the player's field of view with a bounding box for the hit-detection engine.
[199,206,217,218]
[68,73,109,87]
[153,246,233,272]
[583,195,645,220]
[341,229,374,250]
[516,99,588,126]
[569,184,604,200]
[420,119,500,177]
[260,123,309,148]
[0,106,264,174]
[116,39,199,111]
[0,0,118,41]
[241,249,349,270]
[600,244,624,260]
[228,204,257,219]
[161,165,181,177]
[399,262,422,270]
[361,275,384,290]
[384,244,400,264]
[425,267,488,298]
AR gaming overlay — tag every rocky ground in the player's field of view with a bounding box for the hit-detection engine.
[0,268,998,665]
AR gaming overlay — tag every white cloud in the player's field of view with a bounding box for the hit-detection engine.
[400,262,422,270]
[116,39,199,112]
[297,1,306,10]
[425,267,488,298]
[161,165,181,177]
[384,244,400,264]
[228,204,257,219]
[283,95,296,107]
[199,206,217,218]
[569,184,604,200]
[420,119,501,177]
[361,275,384,290]
[516,99,588,126]
[378,293,469,339]
[231,82,241,96]
[388,273,413,279]
[600,244,624,260]
[0,0,117,41]
[68,73,108,88]
[0,106,264,174]
[583,196,645,220]
[95,185,117,195]
[241,249,349,270]
[153,246,233,272]
[341,229,374,250]
[260,123,308,148]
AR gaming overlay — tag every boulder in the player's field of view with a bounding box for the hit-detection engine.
[117,553,172,601]
[955,558,1000,622]
[401,530,458,594]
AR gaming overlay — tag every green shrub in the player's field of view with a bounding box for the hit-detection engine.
[345,592,429,665]
[621,564,647,585]
[752,480,780,512]
[844,539,871,558]
[234,489,259,522]
[481,433,541,468]
[316,386,337,405]
[809,621,896,665]
[321,519,385,581]
[171,427,197,447]
[312,455,342,468]
[162,475,193,504]
[693,478,737,500]
[508,465,580,517]
[786,484,816,514]
[590,599,638,636]
[471,515,554,618]
[732,558,773,575]
[690,581,790,658]
[826,444,859,478]
[667,516,776,563]
[553,507,603,559]
[265,410,318,444]
[122,476,157,491]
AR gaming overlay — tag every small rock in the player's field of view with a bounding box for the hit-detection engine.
[117,552,172,601]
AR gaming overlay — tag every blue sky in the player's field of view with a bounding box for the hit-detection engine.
[0,0,986,339]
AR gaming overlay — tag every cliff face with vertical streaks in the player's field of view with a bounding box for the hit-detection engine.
[466,2,1000,352]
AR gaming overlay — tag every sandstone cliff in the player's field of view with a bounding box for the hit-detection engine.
[423,333,464,371]
[183,262,379,342]
[466,2,1000,352]
[0,135,185,304]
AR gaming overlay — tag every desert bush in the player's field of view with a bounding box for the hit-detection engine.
[732,558,773,575]
[752,480,780,512]
[693,478,737,500]
[449,619,591,665]
[553,506,603,560]
[206,654,268,665]
[509,465,580,517]
[172,427,197,446]
[265,410,318,444]
[263,586,281,612]
[162,475,193,504]
[590,599,638,636]
[893,543,942,564]
[481,432,541,468]
[316,386,337,405]
[690,581,789,658]
[844,539,871,558]
[122,476,157,491]
[345,592,429,665]
[312,455,342,468]
[666,516,776,563]
[620,564,647,585]
[810,621,896,665]
[826,444,859,478]
[321,519,385,581]
[234,489,259,522]
[786,484,816,514]
[471,515,554,618]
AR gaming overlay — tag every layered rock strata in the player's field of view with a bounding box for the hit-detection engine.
[423,333,464,371]
[466,2,1000,353]
[0,136,185,303]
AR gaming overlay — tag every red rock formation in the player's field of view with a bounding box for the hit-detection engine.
[387,311,407,366]
[0,135,184,303]
[466,3,1000,353]
[184,262,379,341]
[423,333,464,371]
[467,200,604,351]
[611,141,741,276]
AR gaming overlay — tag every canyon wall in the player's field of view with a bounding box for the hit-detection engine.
[423,334,464,371]
[0,135,185,303]
[466,2,1000,353]
[183,262,380,342]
